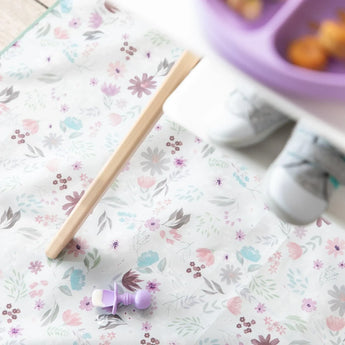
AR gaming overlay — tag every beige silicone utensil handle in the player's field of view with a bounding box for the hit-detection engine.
[46,50,200,259]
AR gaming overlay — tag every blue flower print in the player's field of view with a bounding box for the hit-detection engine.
[60,0,73,13]
[137,251,159,267]
[64,117,82,130]
[240,246,261,262]
[70,269,85,290]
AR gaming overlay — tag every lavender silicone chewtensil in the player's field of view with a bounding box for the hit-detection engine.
[198,0,345,99]
[94,283,151,315]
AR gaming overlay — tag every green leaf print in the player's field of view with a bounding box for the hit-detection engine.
[84,249,101,271]
[47,326,70,337]
[4,270,28,301]
[284,315,308,333]
[301,236,322,253]
[176,185,204,202]
[158,257,167,272]
[195,213,220,237]
[168,317,204,336]
[41,302,59,326]
[249,274,279,300]
[144,30,171,46]
[58,285,72,296]
[288,341,311,345]
[287,268,309,295]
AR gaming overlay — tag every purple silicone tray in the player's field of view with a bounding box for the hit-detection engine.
[198,0,345,100]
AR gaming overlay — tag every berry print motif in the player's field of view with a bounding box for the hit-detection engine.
[120,40,137,60]
[52,173,72,190]
[11,129,30,144]
[186,261,206,279]
[2,304,21,324]
[166,136,182,155]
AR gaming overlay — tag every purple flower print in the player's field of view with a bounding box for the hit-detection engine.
[90,77,98,86]
[301,298,317,312]
[144,218,160,231]
[339,261,345,269]
[141,321,152,331]
[79,296,93,311]
[111,240,119,250]
[235,230,246,241]
[9,326,22,338]
[128,73,157,98]
[28,261,44,274]
[60,104,69,112]
[69,17,81,28]
[89,11,103,28]
[63,191,85,216]
[215,177,223,187]
[251,334,279,345]
[35,299,45,310]
[101,83,120,97]
[146,279,160,294]
[313,259,323,270]
[255,303,266,313]
[174,157,186,168]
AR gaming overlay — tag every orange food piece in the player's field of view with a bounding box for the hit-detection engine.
[225,0,262,20]
[318,20,345,59]
[287,36,328,70]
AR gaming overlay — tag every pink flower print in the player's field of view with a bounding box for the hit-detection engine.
[90,77,98,86]
[72,161,82,170]
[62,190,85,216]
[326,238,345,257]
[196,248,215,266]
[128,73,157,98]
[101,83,120,97]
[301,298,317,312]
[108,61,126,79]
[255,303,266,313]
[137,176,156,189]
[62,310,82,326]
[293,226,307,239]
[170,228,181,241]
[326,315,345,331]
[316,217,331,227]
[28,261,44,274]
[109,113,122,126]
[54,27,69,39]
[142,321,152,331]
[8,326,22,338]
[35,299,45,310]
[313,259,323,270]
[69,17,81,28]
[79,296,93,311]
[146,279,160,293]
[67,237,89,257]
[227,296,242,315]
[287,242,303,260]
[144,218,160,231]
[89,11,103,28]
[235,230,246,241]
[22,119,39,134]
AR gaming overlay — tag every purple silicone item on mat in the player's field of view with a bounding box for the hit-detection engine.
[101,283,151,314]
[197,0,345,99]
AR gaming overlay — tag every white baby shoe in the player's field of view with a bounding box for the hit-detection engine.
[208,84,290,147]
[265,124,345,225]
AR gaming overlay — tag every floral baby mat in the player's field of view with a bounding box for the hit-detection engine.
[0,1,344,344]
